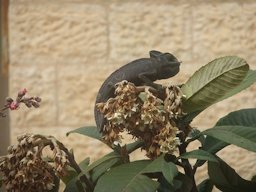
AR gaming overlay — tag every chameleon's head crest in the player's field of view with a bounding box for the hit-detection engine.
[149,50,180,79]
[149,50,179,63]
[149,50,162,58]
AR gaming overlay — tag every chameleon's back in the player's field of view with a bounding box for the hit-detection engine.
[94,58,155,131]
[95,58,156,104]
[94,51,180,132]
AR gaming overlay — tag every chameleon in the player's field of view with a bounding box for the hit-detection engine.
[94,50,181,132]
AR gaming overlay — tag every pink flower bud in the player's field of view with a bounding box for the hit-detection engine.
[9,102,19,110]
[22,88,27,94]
[18,88,27,97]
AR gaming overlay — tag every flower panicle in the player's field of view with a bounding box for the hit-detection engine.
[0,134,70,192]
[96,80,190,159]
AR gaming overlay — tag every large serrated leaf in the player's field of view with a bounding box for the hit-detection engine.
[181,56,249,113]
[94,160,159,192]
[182,70,256,123]
[90,157,121,182]
[197,179,213,192]
[216,108,256,127]
[174,173,193,192]
[86,152,121,173]
[202,125,256,152]
[203,108,256,154]
[196,108,256,167]
[64,176,85,192]
[66,126,103,142]
[142,155,178,185]
[179,149,218,162]
[61,167,78,185]
[218,69,256,102]
[208,158,256,192]
[79,158,90,172]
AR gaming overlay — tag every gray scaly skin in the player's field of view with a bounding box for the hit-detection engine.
[95,50,181,132]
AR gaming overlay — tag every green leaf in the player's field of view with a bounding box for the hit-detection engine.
[84,151,122,182]
[179,149,218,162]
[194,135,227,168]
[94,160,159,192]
[200,108,256,164]
[79,158,90,172]
[201,136,227,155]
[157,173,193,192]
[181,56,249,113]
[203,125,256,152]
[252,175,256,182]
[61,167,78,184]
[66,126,102,141]
[142,155,178,185]
[86,152,121,173]
[158,173,193,192]
[174,173,193,192]
[202,108,256,157]
[182,70,256,123]
[216,108,256,127]
[161,163,178,186]
[83,140,143,179]
[90,157,121,182]
[157,176,175,192]
[197,179,214,192]
[64,176,85,192]
[208,158,256,192]
[218,69,256,102]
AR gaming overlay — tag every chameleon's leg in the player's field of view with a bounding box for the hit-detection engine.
[138,72,167,99]
[138,72,164,90]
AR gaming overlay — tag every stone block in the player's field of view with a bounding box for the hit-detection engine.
[192,2,256,67]
[9,1,108,64]
[56,64,115,127]
[109,2,192,64]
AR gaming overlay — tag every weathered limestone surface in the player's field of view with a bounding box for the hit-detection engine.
[8,0,256,190]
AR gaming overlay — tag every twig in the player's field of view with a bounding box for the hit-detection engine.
[54,139,94,191]
[35,135,94,191]
[178,132,198,192]
[0,88,41,117]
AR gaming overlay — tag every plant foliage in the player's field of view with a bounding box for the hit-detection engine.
[62,56,256,192]
[1,55,256,192]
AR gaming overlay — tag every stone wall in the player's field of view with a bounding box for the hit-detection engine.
[8,0,256,190]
